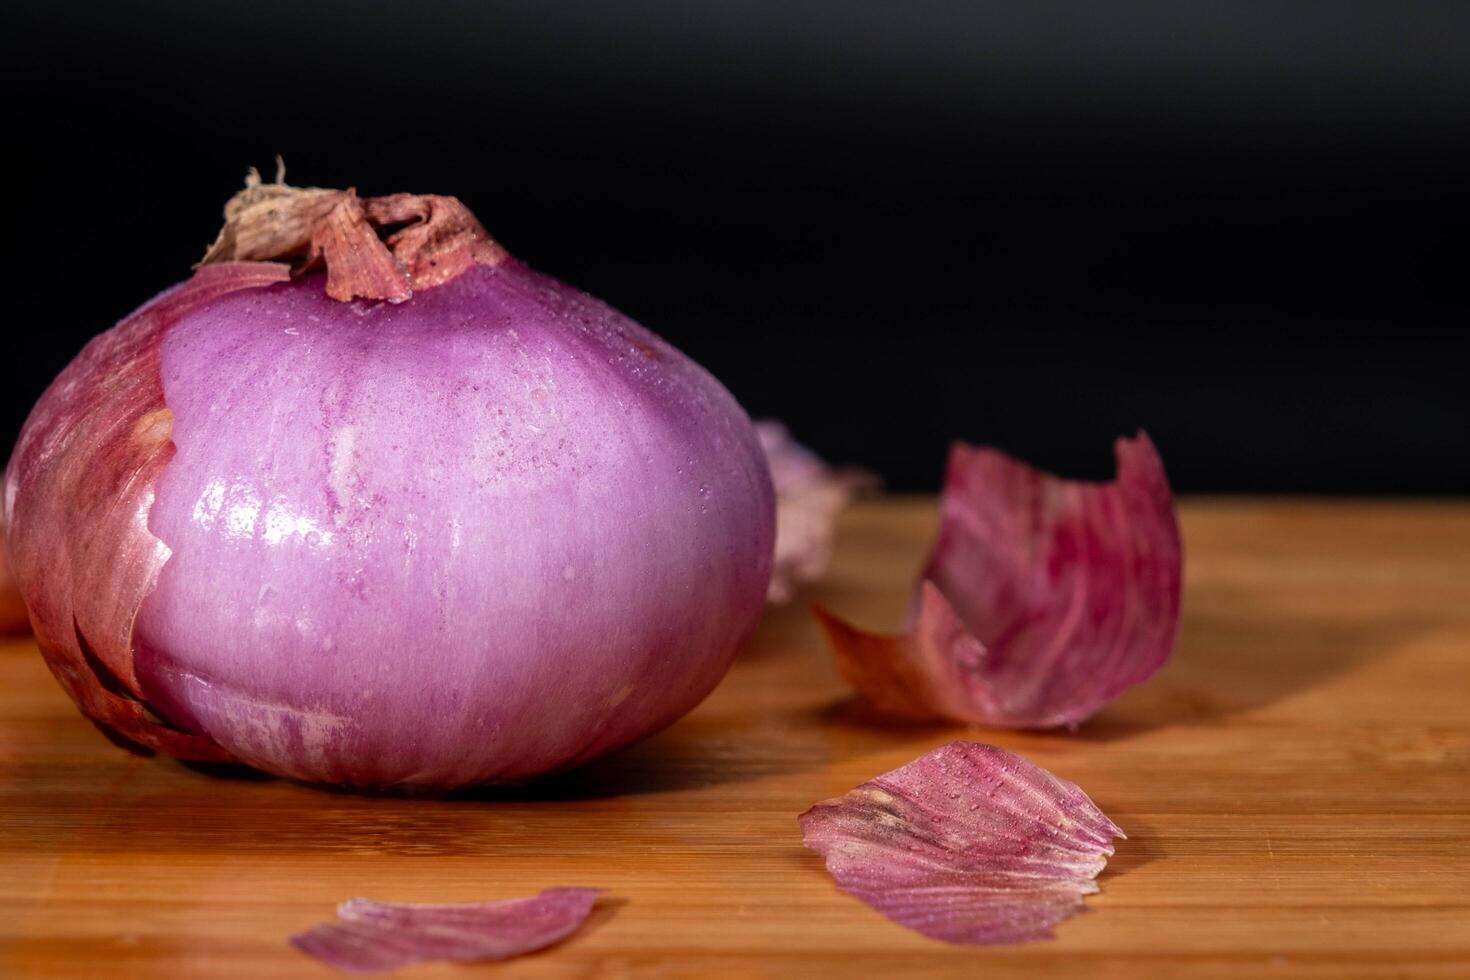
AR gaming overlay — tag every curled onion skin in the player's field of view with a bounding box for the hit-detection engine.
[8,233,774,788]
[815,434,1181,729]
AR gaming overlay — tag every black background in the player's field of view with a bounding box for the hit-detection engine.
[8,1,1467,492]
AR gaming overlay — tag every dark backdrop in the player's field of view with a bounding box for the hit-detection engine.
[8,1,1468,492]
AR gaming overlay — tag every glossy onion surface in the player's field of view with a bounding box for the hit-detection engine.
[17,261,774,789]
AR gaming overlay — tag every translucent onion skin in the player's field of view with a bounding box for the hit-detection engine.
[7,261,774,789]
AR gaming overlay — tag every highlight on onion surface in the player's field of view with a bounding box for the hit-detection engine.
[4,166,775,790]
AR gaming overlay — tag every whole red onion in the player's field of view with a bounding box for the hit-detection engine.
[5,173,774,789]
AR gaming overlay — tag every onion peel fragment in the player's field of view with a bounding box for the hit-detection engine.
[3,263,288,759]
[815,433,1181,729]
[199,162,508,302]
[799,741,1123,945]
[290,888,603,973]
[758,421,875,603]
[307,190,412,304]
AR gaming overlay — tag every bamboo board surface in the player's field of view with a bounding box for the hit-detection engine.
[2,498,1469,978]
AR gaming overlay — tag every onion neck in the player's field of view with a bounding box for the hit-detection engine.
[197,163,508,302]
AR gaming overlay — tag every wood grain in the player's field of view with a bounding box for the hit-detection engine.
[2,498,1468,978]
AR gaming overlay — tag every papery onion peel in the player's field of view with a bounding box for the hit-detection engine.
[290,887,603,972]
[814,433,1181,729]
[757,420,875,603]
[800,741,1123,944]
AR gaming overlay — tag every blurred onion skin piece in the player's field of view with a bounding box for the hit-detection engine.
[5,186,774,789]
[756,421,874,603]
[800,741,1124,945]
[815,434,1181,729]
[291,888,602,972]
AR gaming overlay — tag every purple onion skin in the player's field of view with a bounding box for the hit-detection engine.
[113,262,773,789]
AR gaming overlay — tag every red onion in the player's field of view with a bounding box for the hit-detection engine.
[4,171,774,789]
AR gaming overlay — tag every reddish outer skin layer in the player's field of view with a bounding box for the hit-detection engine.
[199,180,509,302]
[3,263,287,759]
[309,191,411,303]
[815,433,1182,729]
[799,741,1124,945]
[290,888,602,973]
[813,580,996,721]
[363,193,508,292]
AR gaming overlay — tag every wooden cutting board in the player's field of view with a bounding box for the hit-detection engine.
[2,498,1468,978]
